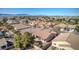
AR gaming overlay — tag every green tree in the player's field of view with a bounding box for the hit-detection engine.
[75,25,79,32]
[6,25,14,30]
[74,19,79,24]
[14,31,22,49]
[56,19,62,22]
[0,21,3,26]
[11,17,16,20]
[2,17,8,25]
[21,32,35,49]
[26,20,28,23]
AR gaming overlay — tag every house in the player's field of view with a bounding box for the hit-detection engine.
[52,33,79,50]
[7,20,19,25]
[33,40,52,50]
[20,19,28,25]
[29,21,36,27]
[32,28,57,42]
[46,22,54,28]
[12,24,31,31]
[53,23,66,33]
[67,25,76,32]
[54,24,76,33]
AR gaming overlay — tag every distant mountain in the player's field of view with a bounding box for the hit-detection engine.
[0,14,65,16]
[0,14,30,16]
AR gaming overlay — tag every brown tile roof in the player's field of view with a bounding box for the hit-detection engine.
[67,33,79,50]
[53,33,79,49]
[53,33,70,41]
[33,28,56,40]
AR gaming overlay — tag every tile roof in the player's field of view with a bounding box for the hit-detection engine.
[32,28,56,40]
[53,32,79,49]
[53,33,70,41]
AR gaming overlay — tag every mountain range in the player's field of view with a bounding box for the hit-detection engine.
[0,14,30,16]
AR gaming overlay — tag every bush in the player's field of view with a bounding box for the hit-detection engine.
[75,25,79,32]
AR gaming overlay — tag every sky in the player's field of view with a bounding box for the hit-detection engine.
[0,8,79,16]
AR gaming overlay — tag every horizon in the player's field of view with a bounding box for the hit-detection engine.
[0,8,79,16]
